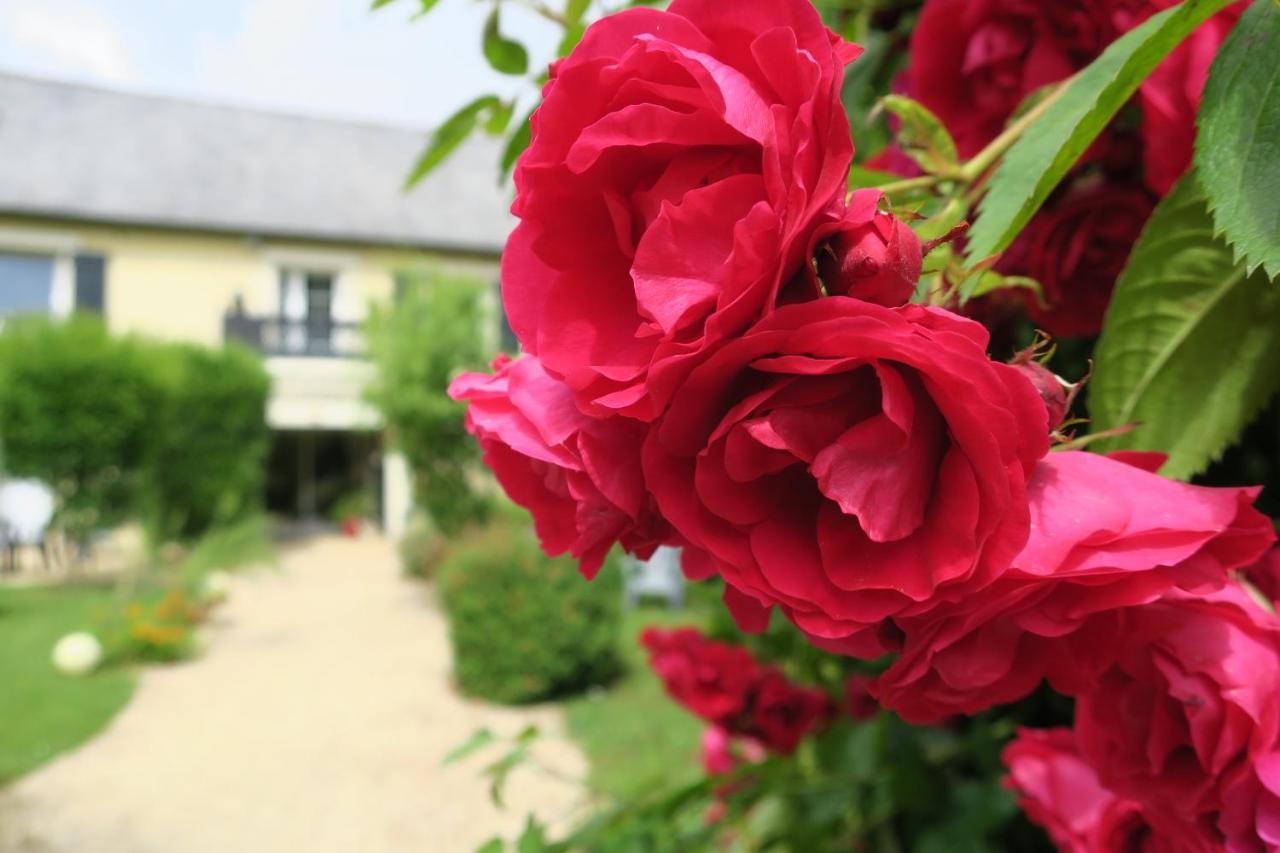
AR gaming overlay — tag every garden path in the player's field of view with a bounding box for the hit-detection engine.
[0,534,587,852]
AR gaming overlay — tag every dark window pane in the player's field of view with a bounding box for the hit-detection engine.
[74,253,106,315]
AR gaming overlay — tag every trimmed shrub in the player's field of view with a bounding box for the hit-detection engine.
[438,517,622,704]
[0,316,161,538]
[142,343,271,543]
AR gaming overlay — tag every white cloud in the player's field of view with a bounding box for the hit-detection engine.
[2,1,139,84]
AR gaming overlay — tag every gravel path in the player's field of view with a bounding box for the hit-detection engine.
[0,535,587,853]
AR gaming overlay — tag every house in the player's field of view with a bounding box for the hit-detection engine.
[0,72,514,537]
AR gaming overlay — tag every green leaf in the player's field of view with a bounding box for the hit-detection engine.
[516,816,550,853]
[406,95,502,187]
[564,0,591,25]
[879,95,959,177]
[475,839,505,853]
[484,7,530,75]
[500,108,535,182]
[442,727,497,765]
[1090,173,1280,478]
[849,165,905,189]
[964,0,1235,283]
[484,100,516,136]
[1195,0,1280,282]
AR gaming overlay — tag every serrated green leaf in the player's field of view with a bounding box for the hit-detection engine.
[964,0,1234,284]
[441,726,497,765]
[1195,0,1280,282]
[483,7,530,75]
[406,95,502,187]
[880,95,959,177]
[1090,173,1280,478]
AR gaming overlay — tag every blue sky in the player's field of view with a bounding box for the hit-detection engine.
[0,0,561,127]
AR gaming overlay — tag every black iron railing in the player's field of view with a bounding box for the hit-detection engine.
[224,314,364,358]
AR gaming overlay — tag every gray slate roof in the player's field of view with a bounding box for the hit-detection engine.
[0,73,514,254]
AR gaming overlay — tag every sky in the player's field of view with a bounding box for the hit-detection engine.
[0,0,562,128]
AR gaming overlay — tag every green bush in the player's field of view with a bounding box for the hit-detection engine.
[438,518,622,704]
[365,274,494,535]
[398,512,447,580]
[0,316,161,538]
[143,343,271,543]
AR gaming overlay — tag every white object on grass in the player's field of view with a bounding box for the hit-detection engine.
[52,632,103,676]
[202,570,232,604]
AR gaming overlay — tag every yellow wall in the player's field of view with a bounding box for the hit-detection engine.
[0,215,500,347]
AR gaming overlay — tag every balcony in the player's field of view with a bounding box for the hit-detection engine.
[224,312,364,358]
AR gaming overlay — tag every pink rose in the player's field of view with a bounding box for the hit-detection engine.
[503,0,861,420]
[872,451,1274,723]
[448,355,667,576]
[642,298,1049,655]
[1004,727,1146,853]
[700,725,766,776]
[1003,727,1219,852]
[1075,584,1280,828]
[640,627,761,725]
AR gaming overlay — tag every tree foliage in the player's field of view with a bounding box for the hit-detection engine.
[364,273,494,534]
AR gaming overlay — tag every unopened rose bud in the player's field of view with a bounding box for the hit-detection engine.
[1012,361,1069,429]
[819,211,923,307]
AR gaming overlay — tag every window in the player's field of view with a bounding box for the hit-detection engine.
[279,268,336,355]
[0,252,54,317]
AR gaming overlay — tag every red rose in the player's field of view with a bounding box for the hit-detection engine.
[448,355,666,576]
[643,297,1049,655]
[1008,359,1069,430]
[842,674,880,722]
[816,189,923,308]
[1113,2,1244,195]
[873,451,1274,723]
[640,627,761,725]
[1075,584,1280,828]
[1243,546,1280,606]
[749,669,833,754]
[994,180,1156,338]
[1217,752,1280,852]
[503,0,861,420]
[907,0,1108,157]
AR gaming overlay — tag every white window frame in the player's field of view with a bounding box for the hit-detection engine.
[0,226,80,318]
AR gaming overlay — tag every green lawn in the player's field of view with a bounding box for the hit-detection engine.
[0,583,136,784]
[564,605,708,801]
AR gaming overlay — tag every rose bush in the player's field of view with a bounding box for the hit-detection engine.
[643,297,1049,654]
[503,0,861,420]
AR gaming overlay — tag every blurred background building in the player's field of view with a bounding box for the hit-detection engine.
[0,72,512,536]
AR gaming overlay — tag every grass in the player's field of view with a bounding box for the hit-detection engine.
[563,604,709,801]
[0,582,136,784]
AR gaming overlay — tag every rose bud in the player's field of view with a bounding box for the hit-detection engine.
[1010,360,1069,429]
[818,193,922,307]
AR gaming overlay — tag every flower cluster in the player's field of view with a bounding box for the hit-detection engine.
[450,0,1275,847]
[901,0,1242,338]
[640,627,833,755]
